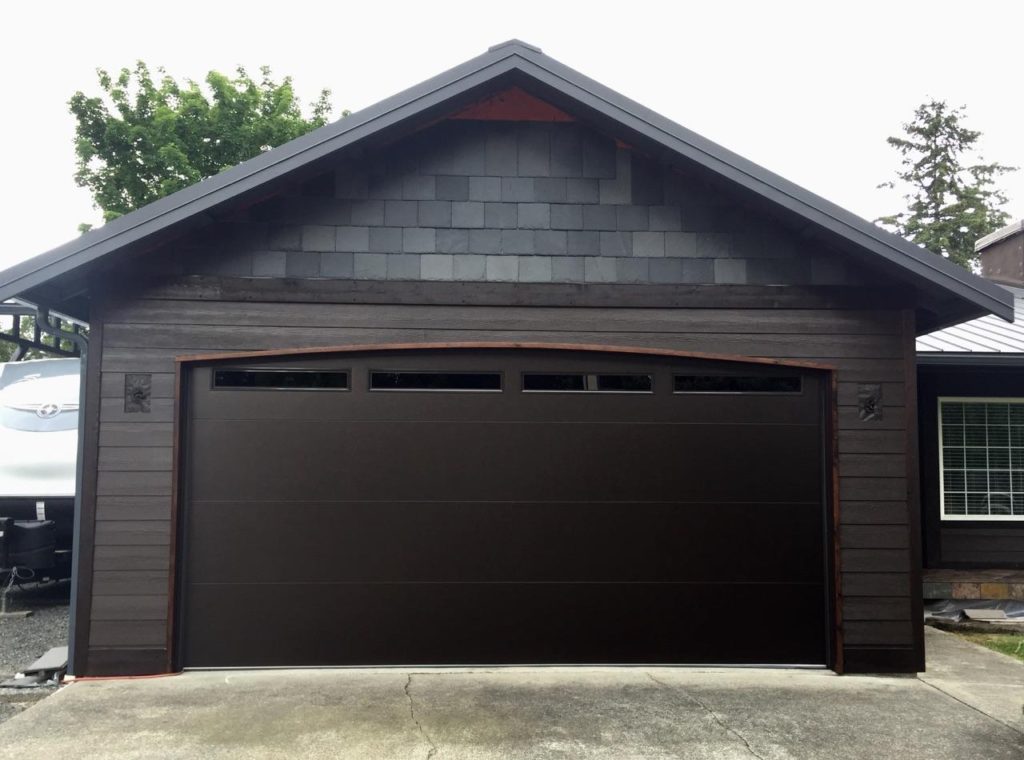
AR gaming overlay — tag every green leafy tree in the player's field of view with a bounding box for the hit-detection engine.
[70,63,336,227]
[0,315,33,362]
[0,320,18,362]
[877,100,1016,268]
[0,317,48,362]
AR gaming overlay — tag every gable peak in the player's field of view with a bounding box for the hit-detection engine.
[487,39,543,54]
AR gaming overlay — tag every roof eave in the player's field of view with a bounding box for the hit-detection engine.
[917,352,1024,367]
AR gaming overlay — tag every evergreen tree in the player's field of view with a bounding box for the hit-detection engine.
[877,100,1016,268]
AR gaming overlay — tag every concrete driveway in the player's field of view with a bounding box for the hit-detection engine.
[0,628,1020,759]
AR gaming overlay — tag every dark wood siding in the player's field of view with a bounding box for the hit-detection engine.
[919,365,1024,569]
[82,287,917,674]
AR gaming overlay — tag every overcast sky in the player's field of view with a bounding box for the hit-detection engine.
[1,1,1022,272]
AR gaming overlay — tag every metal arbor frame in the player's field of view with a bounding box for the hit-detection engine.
[0,301,87,361]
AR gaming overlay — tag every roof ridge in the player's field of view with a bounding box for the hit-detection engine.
[488,39,543,54]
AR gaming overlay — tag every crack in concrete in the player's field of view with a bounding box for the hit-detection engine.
[917,676,1024,737]
[647,673,767,760]
[404,674,438,760]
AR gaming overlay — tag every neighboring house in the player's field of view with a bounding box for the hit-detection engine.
[0,41,1013,678]
[917,221,1024,596]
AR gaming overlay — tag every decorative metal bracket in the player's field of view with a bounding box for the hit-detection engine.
[858,383,883,422]
[124,374,152,413]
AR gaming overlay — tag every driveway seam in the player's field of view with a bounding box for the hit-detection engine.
[646,672,766,760]
[916,676,1024,737]
[404,674,439,760]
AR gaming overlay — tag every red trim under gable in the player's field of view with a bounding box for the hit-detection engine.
[449,86,575,122]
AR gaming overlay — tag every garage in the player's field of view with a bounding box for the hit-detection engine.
[6,41,1009,676]
[178,346,830,667]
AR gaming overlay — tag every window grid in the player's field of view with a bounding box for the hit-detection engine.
[939,398,1024,521]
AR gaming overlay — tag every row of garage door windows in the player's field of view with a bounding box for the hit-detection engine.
[212,368,803,394]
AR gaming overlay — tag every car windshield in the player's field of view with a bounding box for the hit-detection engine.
[0,358,80,390]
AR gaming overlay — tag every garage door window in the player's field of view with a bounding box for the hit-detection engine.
[522,373,653,393]
[370,371,502,392]
[213,369,350,390]
[673,375,802,394]
[939,398,1024,521]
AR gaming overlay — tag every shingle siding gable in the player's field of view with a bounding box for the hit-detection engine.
[163,120,862,287]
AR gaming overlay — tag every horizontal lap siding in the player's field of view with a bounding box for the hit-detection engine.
[95,496,171,521]
[94,521,171,546]
[90,620,167,647]
[93,545,170,572]
[88,296,913,668]
[101,323,904,358]
[104,302,903,334]
[938,530,1024,565]
[841,526,910,548]
[843,621,916,646]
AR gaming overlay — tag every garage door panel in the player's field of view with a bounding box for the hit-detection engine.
[515,389,820,425]
[181,349,829,667]
[185,500,825,584]
[192,384,821,425]
[188,419,822,503]
[183,582,826,667]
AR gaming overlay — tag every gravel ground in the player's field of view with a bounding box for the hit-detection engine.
[0,579,70,725]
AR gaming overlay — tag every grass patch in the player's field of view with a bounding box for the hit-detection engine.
[957,631,1024,663]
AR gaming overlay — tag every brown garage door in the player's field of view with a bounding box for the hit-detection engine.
[178,348,830,667]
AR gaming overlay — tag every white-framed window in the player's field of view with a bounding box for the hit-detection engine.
[939,397,1024,521]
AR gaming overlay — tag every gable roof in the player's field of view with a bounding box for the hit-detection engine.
[0,39,1013,328]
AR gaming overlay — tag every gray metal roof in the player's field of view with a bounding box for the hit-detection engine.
[918,285,1024,362]
[0,39,1014,325]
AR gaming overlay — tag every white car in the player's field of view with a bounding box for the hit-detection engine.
[0,358,80,499]
[0,360,79,503]
[0,358,80,575]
